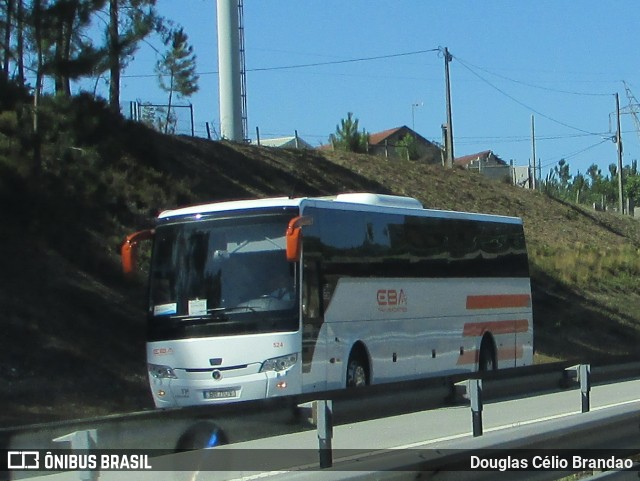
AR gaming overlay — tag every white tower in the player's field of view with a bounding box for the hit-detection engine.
[217,0,243,141]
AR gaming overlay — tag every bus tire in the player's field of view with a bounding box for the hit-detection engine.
[346,348,369,388]
[478,335,497,372]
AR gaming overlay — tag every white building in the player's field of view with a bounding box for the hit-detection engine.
[258,136,314,149]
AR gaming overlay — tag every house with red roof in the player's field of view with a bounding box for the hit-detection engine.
[454,150,513,182]
[367,126,443,163]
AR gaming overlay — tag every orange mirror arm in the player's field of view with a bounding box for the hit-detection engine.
[285,216,312,262]
[121,229,154,275]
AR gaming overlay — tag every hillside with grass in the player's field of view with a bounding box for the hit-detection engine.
[1,96,640,427]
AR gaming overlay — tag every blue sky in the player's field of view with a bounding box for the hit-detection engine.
[111,0,640,178]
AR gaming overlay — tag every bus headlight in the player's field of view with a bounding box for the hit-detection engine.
[260,353,298,373]
[148,363,178,379]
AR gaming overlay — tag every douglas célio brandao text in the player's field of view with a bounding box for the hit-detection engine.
[470,454,634,471]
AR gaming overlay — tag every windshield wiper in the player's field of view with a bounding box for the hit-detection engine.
[158,306,259,324]
[179,306,257,318]
[210,306,259,313]
[167,313,228,323]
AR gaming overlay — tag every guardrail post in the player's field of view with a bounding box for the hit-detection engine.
[579,363,591,413]
[470,379,483,437]
[563,364,591,412]
[53,429,98,481]
[315,399,333,468]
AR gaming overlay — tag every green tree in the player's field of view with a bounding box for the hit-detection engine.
[155,27,198,134]
[542,169,558,197]
[329,112,369,153]
[1,0,15,76]
[43,0,107,96]
[586,163,601,184]
[1,0,98,172]
[106,0,158,113]
[605,163,620,207]
[555,159,571,195]
[624,160,640,207]
[626,174,640,206]
[542,159,572,199]
[571,171,586,204]
[1,0,25,86]
[15,0,25,85]
[585,163,606,207]
[397,133,419,160]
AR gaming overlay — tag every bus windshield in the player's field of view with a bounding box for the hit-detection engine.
[148,212,298,340]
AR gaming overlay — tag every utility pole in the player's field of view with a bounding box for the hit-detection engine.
[615,93,624,214]
[443,47,454,169]
[531,115,537,190]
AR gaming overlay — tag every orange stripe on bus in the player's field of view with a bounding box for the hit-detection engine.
[457,346,525,365]
[498,345,524,361]
[462,320,529,337]
[457,350,478,365]
[466,294,531,310]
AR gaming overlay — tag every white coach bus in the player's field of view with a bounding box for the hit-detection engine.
[121,193,533,408]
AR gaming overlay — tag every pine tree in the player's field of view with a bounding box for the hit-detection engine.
[155,27,198,134]
[329,112,369,153]
[43,0,106,96]
[1,0,25,86]
[106,0,158,113]
[397,133,419,160]
[1,0,14,76]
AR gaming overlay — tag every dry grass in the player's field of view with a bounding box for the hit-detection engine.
[531,244,640,288]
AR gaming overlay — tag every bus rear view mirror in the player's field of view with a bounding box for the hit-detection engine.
[121,229,154,276]
[285,216,313,262]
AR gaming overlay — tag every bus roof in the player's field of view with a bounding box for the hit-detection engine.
[157,193,522,225]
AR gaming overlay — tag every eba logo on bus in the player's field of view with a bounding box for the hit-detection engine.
[152,347,174,356]
[377,289,407,312]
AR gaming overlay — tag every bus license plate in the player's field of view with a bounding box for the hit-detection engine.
[203,389,237,400]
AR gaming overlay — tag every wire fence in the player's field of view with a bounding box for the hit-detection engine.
[124,101,198,137]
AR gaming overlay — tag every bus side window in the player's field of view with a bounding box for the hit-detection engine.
[302,260,322,320]
[302,260,324,373]
[321,274,339,310]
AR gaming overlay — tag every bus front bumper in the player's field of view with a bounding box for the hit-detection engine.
[149,369,298,408]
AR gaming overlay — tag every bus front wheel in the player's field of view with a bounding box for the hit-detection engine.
[346,350,368,388]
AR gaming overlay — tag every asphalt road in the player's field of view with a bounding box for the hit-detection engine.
[18,378,640,481]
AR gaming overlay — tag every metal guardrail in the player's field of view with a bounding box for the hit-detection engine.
[277,400,640,481]
[2,359,639,449]
[1,358,639,480]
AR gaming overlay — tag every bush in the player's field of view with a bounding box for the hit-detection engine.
[0,75,30,111]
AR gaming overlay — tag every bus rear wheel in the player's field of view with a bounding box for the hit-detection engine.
[346,351,368,388]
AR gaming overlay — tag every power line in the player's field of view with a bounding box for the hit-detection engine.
[452,55,611,137]
[247,48,440,72]
[122,48,440,79]
[456,132,607,143]
[453,57,612,97]
[538,138,610,170]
